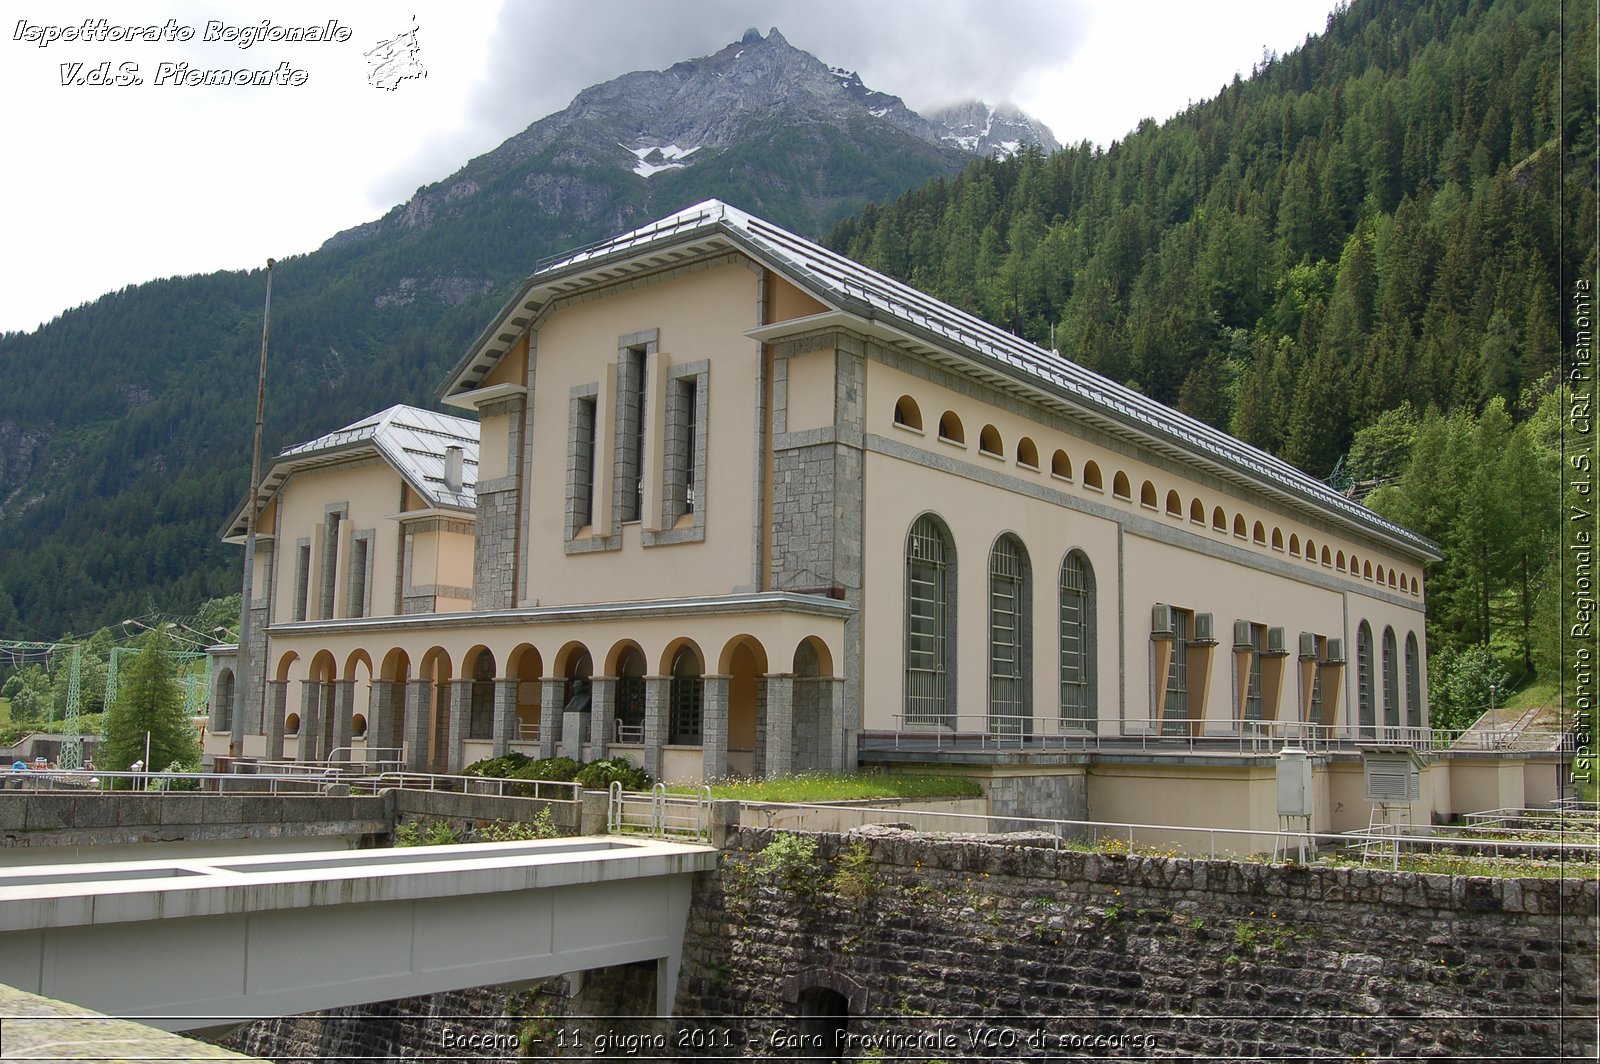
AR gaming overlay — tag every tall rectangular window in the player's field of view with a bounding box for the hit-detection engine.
[292,541,311,622]
[905,515,951,727]
[1308,635,1326,724]
[319,511,342,620]
[619,345,646,523]
[1162,608,1191,734]
[346,533,370,619]
[1244,623,1265,721]
[573,395,597,530]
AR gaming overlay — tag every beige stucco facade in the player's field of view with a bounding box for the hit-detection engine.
[207,200,1543,831]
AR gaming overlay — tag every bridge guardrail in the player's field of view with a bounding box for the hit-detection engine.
[608,782,712,841]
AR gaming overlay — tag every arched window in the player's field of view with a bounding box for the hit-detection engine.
[893,395,922,431]
[1321,545,1332,567]
[1017,436,1039,469]
[1139,480,1157,508]
[988,534,1031,735]
[1083,461,1103,490]
[1212,506,1227,532]
[938,411,965,444]
[1113,471,1131,500]
[1376,565,1386,586]
[1271,527,1284,551]
[215,669,235,732]
[1289,533,1301,557]
[1190,498,1205,524]
[906,515,955,727]
[1405,632,1422,728]
[1059,550,1096,730]
[1165,490,1182,516]
[1253,521,1267,545]
[1234,514,1247,538]
[1336,551,1346,572]
[1364,560,1373,581]
[1382,627,1400,730]
[979,424,1003,456]
[668,646,704,745]
[1051,449,1072,479]
[1356,621,1375,738]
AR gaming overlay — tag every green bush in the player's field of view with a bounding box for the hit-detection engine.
[512,756,582,782]
[148,759,200,791]
[574,756,652,791]
[463,751,532,778]
[474,809,563,841]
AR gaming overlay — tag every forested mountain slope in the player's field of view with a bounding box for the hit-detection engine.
[0,29,1050,637]
[824,0,1594,694]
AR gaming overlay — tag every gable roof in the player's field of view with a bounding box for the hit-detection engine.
[441,199,1438,562]
[221,404,478,540]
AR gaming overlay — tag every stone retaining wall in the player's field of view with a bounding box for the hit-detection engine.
[673,826,1597,1059]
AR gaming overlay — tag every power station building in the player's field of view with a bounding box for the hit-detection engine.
[208,200,1525,831]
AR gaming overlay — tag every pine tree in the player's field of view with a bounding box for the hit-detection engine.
[99,626,199,776]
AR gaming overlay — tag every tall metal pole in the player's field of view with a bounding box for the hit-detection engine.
[231,258,274,760]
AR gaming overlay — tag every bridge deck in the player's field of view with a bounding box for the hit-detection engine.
[0,836,717,1029]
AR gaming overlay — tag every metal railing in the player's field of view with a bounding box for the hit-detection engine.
[369,772,581,804]
[5,768,360,795]
[869,712,1573,756]
[725,799,1600,867]
[607,782,711,840]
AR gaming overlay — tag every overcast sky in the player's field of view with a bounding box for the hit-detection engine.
[0,0,1339,335]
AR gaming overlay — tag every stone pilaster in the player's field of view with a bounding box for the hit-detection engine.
[589,677,615,761]
[763,675,794,779]
[701,676,729,782]
[448,679,473,773]
[643,677,668,782]
[404,679,432,771]
[366,680,393,760]
[829,677,854,772]
[332,679,356,761]
[265,679,288,762]
[299,682,322,762]
[492,679,519,758]
[540,679,564,759]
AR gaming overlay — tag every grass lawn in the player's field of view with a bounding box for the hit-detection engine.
[670,772,982,803]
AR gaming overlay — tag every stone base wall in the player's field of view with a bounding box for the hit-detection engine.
[673,826,1597,1059]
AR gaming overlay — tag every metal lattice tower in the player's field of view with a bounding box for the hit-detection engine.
[0,640,84,769]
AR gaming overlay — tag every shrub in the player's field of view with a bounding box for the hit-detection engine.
[755,832,824,894]
[474,809,563,841]
[574,756,652,791]
[148,759,200,791]
[513,756,582,782]
[463,751,532,778]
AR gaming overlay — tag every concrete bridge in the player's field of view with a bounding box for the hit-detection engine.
[0,835,716,1031]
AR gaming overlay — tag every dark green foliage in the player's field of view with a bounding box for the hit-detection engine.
[573,756,652,791]
[827,0,1593,476]
[462,751,532,778]
[511,757,582,783]
[98,626,200,775]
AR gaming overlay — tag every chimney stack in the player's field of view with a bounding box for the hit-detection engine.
[444,446,464,493]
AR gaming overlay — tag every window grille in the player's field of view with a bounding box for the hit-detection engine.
[1059,551,1094,727]
[988,536,1024,735]
[905,516,950,727]
[1356,622,1375,738]
[1244,623,1264,721]
[1162,608,1190,734]
[1404,633,1422,728]
[1382,628,1400,729]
